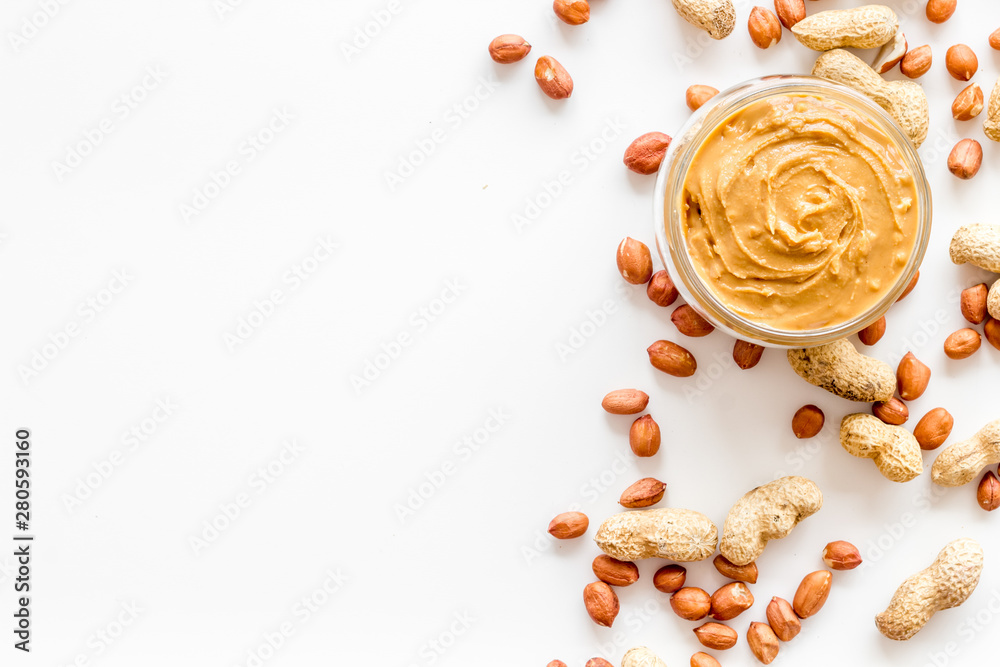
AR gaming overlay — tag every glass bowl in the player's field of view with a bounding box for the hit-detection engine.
[653,75,932,348]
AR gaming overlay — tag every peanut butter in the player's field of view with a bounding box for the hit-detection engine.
[680,94,919,331]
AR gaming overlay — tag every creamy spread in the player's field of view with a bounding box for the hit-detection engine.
[679,94,919,331]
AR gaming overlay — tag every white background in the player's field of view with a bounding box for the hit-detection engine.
[3,0,1000,665]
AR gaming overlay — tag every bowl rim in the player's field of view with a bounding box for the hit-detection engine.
[652,74,932,348]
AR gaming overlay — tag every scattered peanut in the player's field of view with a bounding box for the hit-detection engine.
[617,237,654,284]
[710,582,754,621]
[654,564,687,593]
[595,508,718,561]
[949,224,1000,272]
[961,284,989,324]
[926,0,956,23]
[875,538,984,640]
[977,471,1000,511]
[488,34,531,63]
[720,476,823,566]
[944,328,981,359]
[534,56,573,99]
[822,540,863,570]
[953,84,984,121]
[897,352,931,400]
[693,622,738,650]
[872,29,907,74]
[672,304,715,337]
[584,581,620,627]
[840,414,923,482]
[553,0,590,25]
[648,340,698,377]
[586,660,613,667]
[624,132,672,175]
[792,404,825,439]
[766,596,801,641]
[948,138,983,179]
[914,408,954,450]
[787,338,896,403]
[793,570,833,618]
[747,622,780,664]
[792,5,898,51]
[857,316,886,346]
[898,270,920,301]
[812,49,929,147]
[986,318,1000,350]
[647,270,679,306]
[686,84,719,111]
[671,0,736,39]
[733,340,765,370]
[713,554,759,584]
[774,0,805,29]
[622,647,668,667]
[592,554,640,586]
[872,397,909,426]
[945,44,978,81]
[931,419,1000,487]
[549,511,589,539]
[672,587,712,620]
[602,389,649,415]
[991,28,1000,51]
[630,414,661,457]
[748,6,782,49]
[985,78,1000,141]
[900,44,932,78]
[690,652,722,667]
[619,477,666,508]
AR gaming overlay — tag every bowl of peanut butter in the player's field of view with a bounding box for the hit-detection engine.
[654,75,931,347]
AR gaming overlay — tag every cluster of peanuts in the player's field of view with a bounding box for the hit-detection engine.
[548,479,862,667]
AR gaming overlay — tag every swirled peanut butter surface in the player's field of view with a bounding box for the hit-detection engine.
[680,94,919,331]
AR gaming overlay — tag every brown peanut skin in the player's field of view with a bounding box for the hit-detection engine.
[857,316,886,346]
[713,554,759,583]
[583,581,620,627]
[747,621,780,663]
[914,408,954,451]
[630,415,661,457]
[671,587,712,621]
[896,352,931,400]
[793,570,832,618]
[548,511,589,539]
[534,55,573,99]
[733,339,764,369]
[792,405,825,438]
[487,35,531,63]
[766,596,801,641]
[624,133,671,175]
[710,582,754,621]
[690,652,721,667]
[648,340,697,377]
[647,271,679,306]
[654,564,687,593]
